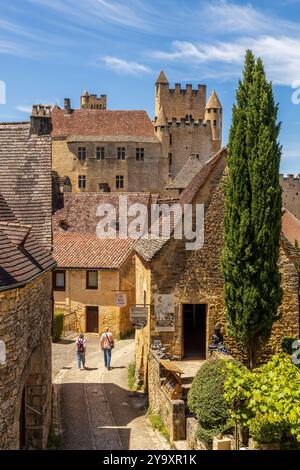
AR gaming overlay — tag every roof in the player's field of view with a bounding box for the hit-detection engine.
[156,70,169,84]
[135,147,228,261]
[0,122,52,250]
[53,232,135,269]
[282,208,300,247]
[0,218,55,289]
[180,147,228,204]
[53,192,159,234]
[51,108,157,140]
[167,154,203,190]
[206,90,222,109]
[160,359,184,374]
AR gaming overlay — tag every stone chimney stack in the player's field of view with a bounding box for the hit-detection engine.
[30,104,52,135]
[64,98,71,114]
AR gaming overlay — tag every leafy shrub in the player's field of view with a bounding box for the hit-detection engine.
[224,353,300,446]
[187,359,233,448]
[53,311,64,342]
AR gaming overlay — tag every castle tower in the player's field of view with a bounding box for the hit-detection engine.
[205,90,222,142]
[80,89,107,109]
[155,71,170,118]
[155,70,206,121]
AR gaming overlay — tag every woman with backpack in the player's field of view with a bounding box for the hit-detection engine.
[76,333,86,370]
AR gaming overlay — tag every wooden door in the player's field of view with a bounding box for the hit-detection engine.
[86,306,99,333]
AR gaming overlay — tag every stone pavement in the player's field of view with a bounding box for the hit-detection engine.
[52,335,169,450]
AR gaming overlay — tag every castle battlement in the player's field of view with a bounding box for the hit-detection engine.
[31,104,52,116]
[280,173,300,180]
[168,83,206,95]
[154,117,210,130]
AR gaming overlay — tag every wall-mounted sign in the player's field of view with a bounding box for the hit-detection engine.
[130,306,148,329]
[116,292,127,308]
[154,294,175,332]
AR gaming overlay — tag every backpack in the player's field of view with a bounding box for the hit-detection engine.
[77,338,85,353]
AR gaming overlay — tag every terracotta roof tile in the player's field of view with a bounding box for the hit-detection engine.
[53,232,134,269]
[51,108,156,140]
[53,192,159,234]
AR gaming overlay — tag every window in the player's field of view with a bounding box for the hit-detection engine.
[78,175,86,189]
[53,270,65,291]
[168,153,173,177]
[86,270,98,289]
[117,147,126,160]
[136,148,144,161]
[96,146,105,160]
[169,133,172,146]
[213,120,217,127]
[116,175,124,189]
[78,147,86,160]
[207,109,211,113]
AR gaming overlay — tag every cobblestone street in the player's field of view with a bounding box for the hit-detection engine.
[52,335,169,450]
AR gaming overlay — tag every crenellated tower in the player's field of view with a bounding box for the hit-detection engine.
[80,89,107,109]
[154,70,222,179]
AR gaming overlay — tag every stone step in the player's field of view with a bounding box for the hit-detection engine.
[173,440,189,451]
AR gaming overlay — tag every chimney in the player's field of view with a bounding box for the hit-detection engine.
[64,98,71,114]
[30,104,52,135]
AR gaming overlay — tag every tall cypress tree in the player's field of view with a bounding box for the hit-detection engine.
[222,51,282,369]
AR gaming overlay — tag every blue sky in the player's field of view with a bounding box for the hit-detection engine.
[0,0,300,174]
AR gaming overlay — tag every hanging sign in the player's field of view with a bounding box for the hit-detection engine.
[115,292,127,307]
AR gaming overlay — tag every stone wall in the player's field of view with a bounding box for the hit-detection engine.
[0,272,52,449]
[148,351,185,444]
[52,138,167,194]
[135,255,151,387]
[280,174,300,220]
[155,121,221,179]
[155,82,206,121]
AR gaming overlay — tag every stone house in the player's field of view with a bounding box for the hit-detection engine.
[280,173,300,220]
[53,233,136,337]
[134,147,299,386]
[0,122,55,449]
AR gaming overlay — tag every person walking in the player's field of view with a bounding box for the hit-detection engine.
[100,327,114,370]
[76,333,86,370]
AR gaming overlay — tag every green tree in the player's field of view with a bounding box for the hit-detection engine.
[222,51,282,369]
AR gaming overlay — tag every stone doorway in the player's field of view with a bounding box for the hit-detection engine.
[183,304,207,359]
[86,306,99,333]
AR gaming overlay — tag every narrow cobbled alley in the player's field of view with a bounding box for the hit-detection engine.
[52,335,169,450]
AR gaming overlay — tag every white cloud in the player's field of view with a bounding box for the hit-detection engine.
[15,105,32,113]
[153,36,300,86]
[102,56,151,75]
[0,40,24,56]
[204,0,297,35]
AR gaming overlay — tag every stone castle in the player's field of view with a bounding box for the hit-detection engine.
[46,71,222,194]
